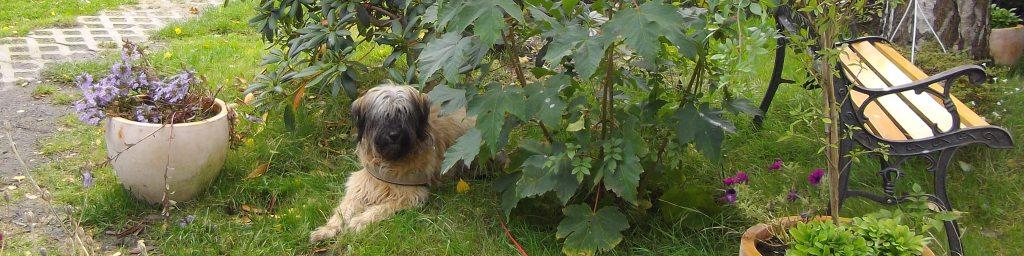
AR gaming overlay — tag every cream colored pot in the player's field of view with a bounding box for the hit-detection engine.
[104,98,229,204]
[990,26,1024,65]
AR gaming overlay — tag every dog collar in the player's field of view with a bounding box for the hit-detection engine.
[365,165,431,186]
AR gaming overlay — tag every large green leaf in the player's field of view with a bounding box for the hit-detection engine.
[525,75,568,127]
[604,1,698,61]
[556,205,629,255]
[573,34,613,79]
[427,84,467,116]
[436,0,523,45]
[542,23,589,66]
[418,33,484,82]
[673,103,733,161]
[516,155,579,204]
[440,128,482,174]
[468,83,526,152]
[602,124,644,203]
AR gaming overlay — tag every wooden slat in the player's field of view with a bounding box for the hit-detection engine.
[839,48,923,140]
[871,42,990,127]
[850,42,956,132]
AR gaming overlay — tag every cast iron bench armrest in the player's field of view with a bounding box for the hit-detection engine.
[848,64,987,134]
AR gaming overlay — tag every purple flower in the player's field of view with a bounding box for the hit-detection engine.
[74,100,105,125]
[770,159,783,170]
[786,189,799,202]
[734,171,748,184]
[151,70,195,103]
[808,168,825,186]
[723,177,737,186]
[721,189,737,203]
[82,171,94,188]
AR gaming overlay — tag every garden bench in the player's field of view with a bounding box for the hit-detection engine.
[758,6,1015,256]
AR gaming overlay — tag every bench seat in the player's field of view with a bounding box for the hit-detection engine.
[838,41,988,141]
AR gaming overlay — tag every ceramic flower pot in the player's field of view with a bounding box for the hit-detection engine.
[103,98,229,204]
[990,26,1024,65]
[739,216,935,256]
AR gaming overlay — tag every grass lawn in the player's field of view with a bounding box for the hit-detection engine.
[22,1,1024,255]
[0,0,136,37]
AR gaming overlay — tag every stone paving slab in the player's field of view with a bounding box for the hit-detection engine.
[0,0,221,86]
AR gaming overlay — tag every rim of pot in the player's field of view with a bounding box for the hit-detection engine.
[108,98,228,128]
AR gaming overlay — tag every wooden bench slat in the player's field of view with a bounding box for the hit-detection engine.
[850,42,956,132]
[840,48,931,140]
[848,91,909,140]
[871,42,990,127]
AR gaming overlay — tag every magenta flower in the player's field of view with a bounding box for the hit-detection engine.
[723,177,737,186]
[808,169,825,186]
[770,159,783,170]
[721,189,737,203]
[786,189,799,202]
[734,171,749,184]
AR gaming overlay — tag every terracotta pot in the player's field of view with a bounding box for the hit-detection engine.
[104,98,230,204]
[739,216,936,256]
[990,26,1024,65]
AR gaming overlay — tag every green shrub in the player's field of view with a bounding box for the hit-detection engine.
[992,4,1023,29]
[787,221,873,256]
[850,216,927,256]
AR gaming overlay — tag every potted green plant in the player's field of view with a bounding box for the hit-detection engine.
[727,164,936,256]
[74,42,230,205]
[990,4,1024,65]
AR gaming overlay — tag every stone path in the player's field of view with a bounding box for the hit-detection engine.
[0,0,220,254]
[0,0,221,85]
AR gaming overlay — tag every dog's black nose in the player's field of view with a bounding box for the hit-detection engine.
[387,131,400,142]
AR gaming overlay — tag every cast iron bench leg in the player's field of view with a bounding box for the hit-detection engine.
[754,24,792,127]
[931,148,964,256]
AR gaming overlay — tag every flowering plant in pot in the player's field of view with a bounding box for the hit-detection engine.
[726,161,936,256]
[74,42,231,206]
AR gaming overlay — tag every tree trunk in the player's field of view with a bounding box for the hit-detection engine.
[931,0,961,46]
[957,0,991,59]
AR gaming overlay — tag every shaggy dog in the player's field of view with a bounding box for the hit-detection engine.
[310,85,474,243]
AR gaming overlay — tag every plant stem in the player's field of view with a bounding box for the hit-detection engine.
[503,22,555,144]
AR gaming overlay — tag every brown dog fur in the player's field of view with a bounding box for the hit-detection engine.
[310,85,474,243]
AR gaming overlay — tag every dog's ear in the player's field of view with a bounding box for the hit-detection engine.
[414,93,431,139]
[350,98,367,142]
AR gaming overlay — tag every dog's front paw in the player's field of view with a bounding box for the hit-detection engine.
[309,226,342,243]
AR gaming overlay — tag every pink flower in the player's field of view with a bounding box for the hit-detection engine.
[808,169,825,186]
[786,189,799,202]
[721,189,737,203]
[770,159,783,170]
[734,171,748,184]
[723,177,737,186]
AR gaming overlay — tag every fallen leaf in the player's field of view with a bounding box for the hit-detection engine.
[241,204,266,214]
[246,163,270,179]
[243,93,255,105]
[25,194,38,199]
[11,176,25,181]
[455,179,470,194]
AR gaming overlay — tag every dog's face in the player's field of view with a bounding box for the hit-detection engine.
[350,85,431,161]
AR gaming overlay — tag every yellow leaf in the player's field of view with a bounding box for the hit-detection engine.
[455,179,470,194]
[163,52,172,59]
[243,93,255,105]
[246,163,270,179]
[567,117,585,132]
